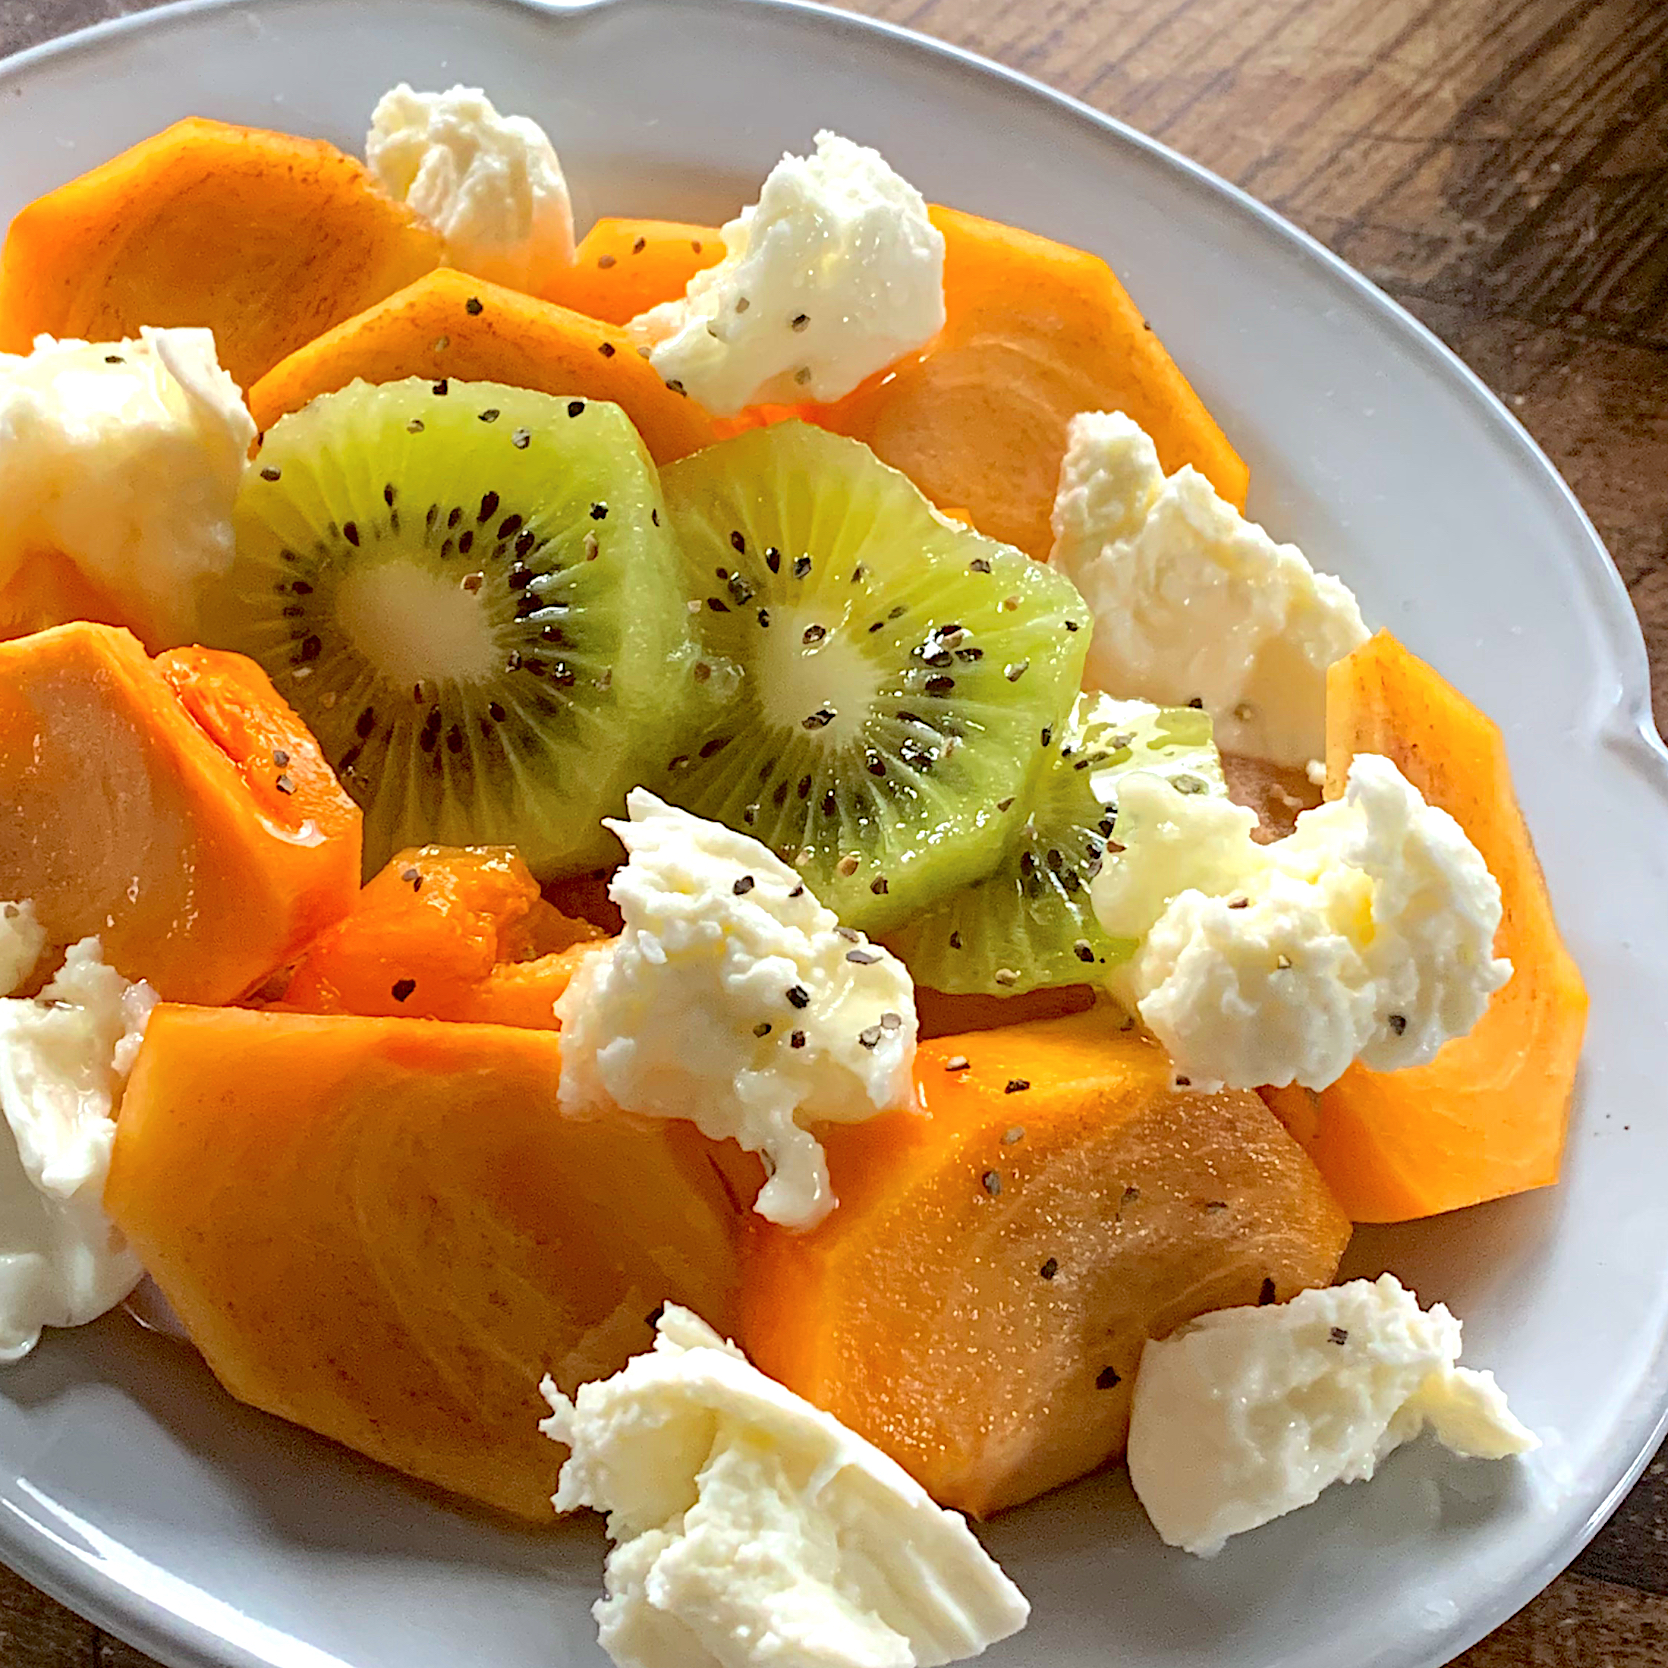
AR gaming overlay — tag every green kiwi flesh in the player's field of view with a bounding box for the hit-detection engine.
[657,423,1091,932]
[883,694,1227,994]
[205,377,691,878]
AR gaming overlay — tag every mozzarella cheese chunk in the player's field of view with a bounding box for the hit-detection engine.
[0,929,155,1361]
[541,1305,1029,1668]
[1127,1274,1536,1557]
[1048,411,1368,768]
[367,83,574,291]
[1092,753,1511,1090]
[555,791,917,1228]
[0,901,45,998]
[0,329,255,648]
[631,130,945,415]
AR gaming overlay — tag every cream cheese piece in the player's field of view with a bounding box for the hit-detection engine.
[0,929,155,1362]
[555,791,917,1228]
[0,329,255,647]
[1048,410,1369,768]
[1092,753,1511,1090]
[540,1305,1029,1668]
[631,130,945,415]
[1127,1274,1537,1557]
[367,83,575,291]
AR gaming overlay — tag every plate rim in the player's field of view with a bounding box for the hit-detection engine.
[0,0,1663,1665]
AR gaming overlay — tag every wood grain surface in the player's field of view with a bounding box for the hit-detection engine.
[0,0,1663,1663]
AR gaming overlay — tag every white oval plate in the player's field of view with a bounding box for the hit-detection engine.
[0,1,1663,1665]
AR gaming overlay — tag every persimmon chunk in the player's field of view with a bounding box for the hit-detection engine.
[0,623,360,1003]
[821,205,1248,558]
[542,217,723,323]
[284,845,604,1026]
[741,1011,1350,1517]
[913,983,1095,1039]
[105,1006,753,1519]
[1262,632,1588,1222]
[0,118,441,390]
[247,269,716,463]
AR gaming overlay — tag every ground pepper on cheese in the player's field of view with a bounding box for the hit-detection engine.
[555,791,918,1228]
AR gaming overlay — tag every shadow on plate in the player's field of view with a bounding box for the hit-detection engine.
[0,1307,596,1582]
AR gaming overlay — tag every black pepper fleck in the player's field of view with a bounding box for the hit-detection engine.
[786,985,810,1009]
[390,978,416,1003]
[733,875,756,896]
[981,1170,1002,1197]
[1329,1326,1349,1346]
[1096,1366,1122,1390]
[1039,1257,1058,1280]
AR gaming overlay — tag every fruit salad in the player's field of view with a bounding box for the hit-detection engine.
[0,81,1588,1668]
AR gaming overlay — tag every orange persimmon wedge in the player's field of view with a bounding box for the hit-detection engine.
[541,217,723,323]
[709,401,825,439]
[742,1010,1350,1517]
[106,1005,754,1518]
[0,118,441,390]
[821,205,1248,558]
[1262,632,1588,1222]
[283,845,605,1026]
[247,269,717,462]
[0,622,360,1002]
[0,549,132,644]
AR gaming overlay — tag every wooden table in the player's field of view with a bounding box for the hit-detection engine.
[0,0,1664,1662]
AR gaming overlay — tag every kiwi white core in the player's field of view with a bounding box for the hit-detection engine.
[334,559,500,689]
[752,601,882,747]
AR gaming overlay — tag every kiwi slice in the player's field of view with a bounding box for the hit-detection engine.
[657,423,1090,932]
[205,377,692,878]
[883,694,1227,995]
